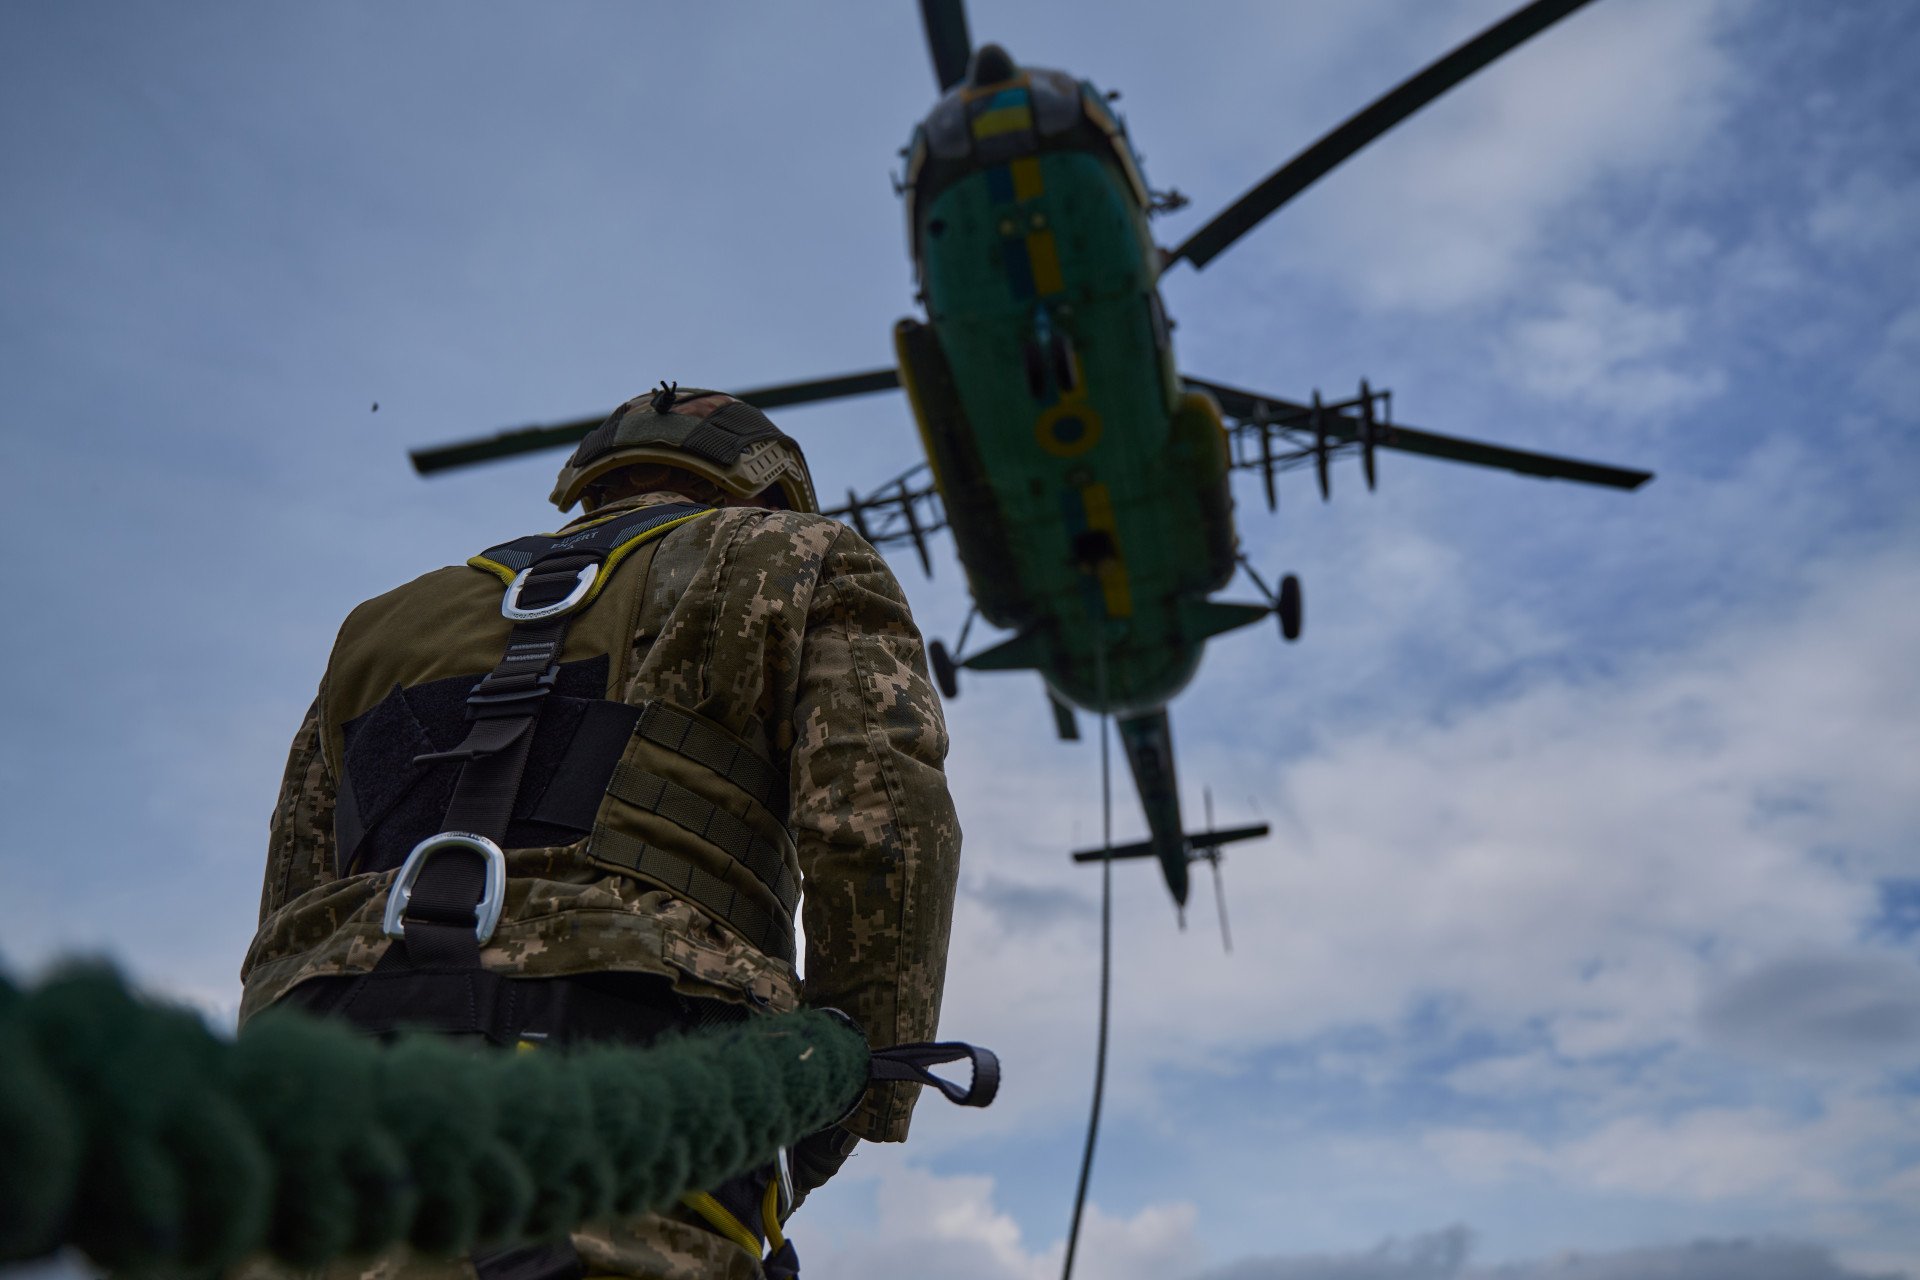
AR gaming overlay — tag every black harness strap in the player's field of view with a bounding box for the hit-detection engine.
[284,970,718,1048]
[373,506,707,973]
[376,572,583,972]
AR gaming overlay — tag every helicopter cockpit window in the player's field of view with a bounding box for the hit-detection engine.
[1029,68,1082,137]
[925,92,970,161]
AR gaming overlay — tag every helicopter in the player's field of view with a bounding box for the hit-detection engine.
[410,0,1652,917]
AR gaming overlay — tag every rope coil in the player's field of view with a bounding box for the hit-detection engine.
[0,965,870,1271]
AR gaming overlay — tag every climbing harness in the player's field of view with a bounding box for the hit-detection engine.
[338,501,721,1280]
[293,498,998,1277]
[366,501,713,979]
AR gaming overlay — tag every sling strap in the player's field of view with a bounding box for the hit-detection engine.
[869,1040,1002,1108]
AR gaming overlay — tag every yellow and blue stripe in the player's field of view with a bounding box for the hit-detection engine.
[970,87,1034,141]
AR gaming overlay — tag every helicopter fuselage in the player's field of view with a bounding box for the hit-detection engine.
[897,67,1258,722]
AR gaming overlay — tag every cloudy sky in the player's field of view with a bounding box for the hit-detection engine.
[3,1,1917,1277]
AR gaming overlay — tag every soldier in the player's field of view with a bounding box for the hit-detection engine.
[239,384,961,1279]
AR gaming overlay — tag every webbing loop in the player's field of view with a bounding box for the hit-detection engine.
[868,1041,1001,1108]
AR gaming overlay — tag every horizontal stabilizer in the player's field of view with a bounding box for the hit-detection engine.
[1183,599,1272,644]
[963,628,1048,672]
[1071,822,1270,863]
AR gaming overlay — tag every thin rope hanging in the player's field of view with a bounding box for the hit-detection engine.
[1060,631,1115,1280]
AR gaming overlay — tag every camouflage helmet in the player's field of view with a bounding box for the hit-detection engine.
[550,383,819,514]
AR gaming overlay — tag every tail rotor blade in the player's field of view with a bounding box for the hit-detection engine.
[919,0,973,91]
[1208,854,1233,956]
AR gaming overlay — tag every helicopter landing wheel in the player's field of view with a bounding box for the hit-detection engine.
[1277,574,1303,642]
[929,639,960,699]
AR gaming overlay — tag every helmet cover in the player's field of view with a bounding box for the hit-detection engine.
[550,384,819,514]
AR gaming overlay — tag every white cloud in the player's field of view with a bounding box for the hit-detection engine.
[1201,1225,1474,1280]
[1498,282,1725,414]
[1701,952,1920,1068]
[1807,173,1920,257]
[920,542,1920,1236]
[1556,1108,1852,1203]
[803,1165,1913,1280]
[1415,1088,1920,1228]
[1204,1227,1908,1279]
[1859,306,1920,415]
[801,1155,1201,1280]
[1229,0,1748,313]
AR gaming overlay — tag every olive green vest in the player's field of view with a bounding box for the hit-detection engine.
[319,504,801,963]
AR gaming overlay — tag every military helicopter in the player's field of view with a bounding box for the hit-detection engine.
[411,0,1651,916]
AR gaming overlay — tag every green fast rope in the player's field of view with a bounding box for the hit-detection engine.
[0,965,869,1271]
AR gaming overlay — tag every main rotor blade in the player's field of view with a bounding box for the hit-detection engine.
[410,367,901,475]
[919,0,973,91]
[1188,375,1652,490]
[1167,0,1600,270]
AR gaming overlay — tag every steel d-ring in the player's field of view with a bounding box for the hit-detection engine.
[501,563,597,621]
[383,831,508,944]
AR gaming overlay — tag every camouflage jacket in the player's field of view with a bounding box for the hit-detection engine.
[240,492,960,1142]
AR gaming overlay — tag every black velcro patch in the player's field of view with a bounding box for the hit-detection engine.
[338,655,615,875]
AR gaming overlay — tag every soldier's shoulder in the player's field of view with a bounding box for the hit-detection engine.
[707,506,852,558]
[717,506,847,536]
[344,562,482,624]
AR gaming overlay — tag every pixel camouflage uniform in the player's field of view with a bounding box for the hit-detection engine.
[240,402,960,1277]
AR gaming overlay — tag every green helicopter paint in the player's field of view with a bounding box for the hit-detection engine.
[896,67,1263,903]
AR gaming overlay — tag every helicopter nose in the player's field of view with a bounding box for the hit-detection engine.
[968,43,1017,87]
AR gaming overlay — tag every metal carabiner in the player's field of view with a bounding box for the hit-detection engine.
[383,831,508,944]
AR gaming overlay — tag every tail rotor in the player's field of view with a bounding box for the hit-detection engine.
[1192,790,1234,955]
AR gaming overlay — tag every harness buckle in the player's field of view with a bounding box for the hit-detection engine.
[383,832,509,944]
[464,666,560,711]
[502,563,598,622]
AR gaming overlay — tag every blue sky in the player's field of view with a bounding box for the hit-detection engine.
[3,2,1917,1277]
